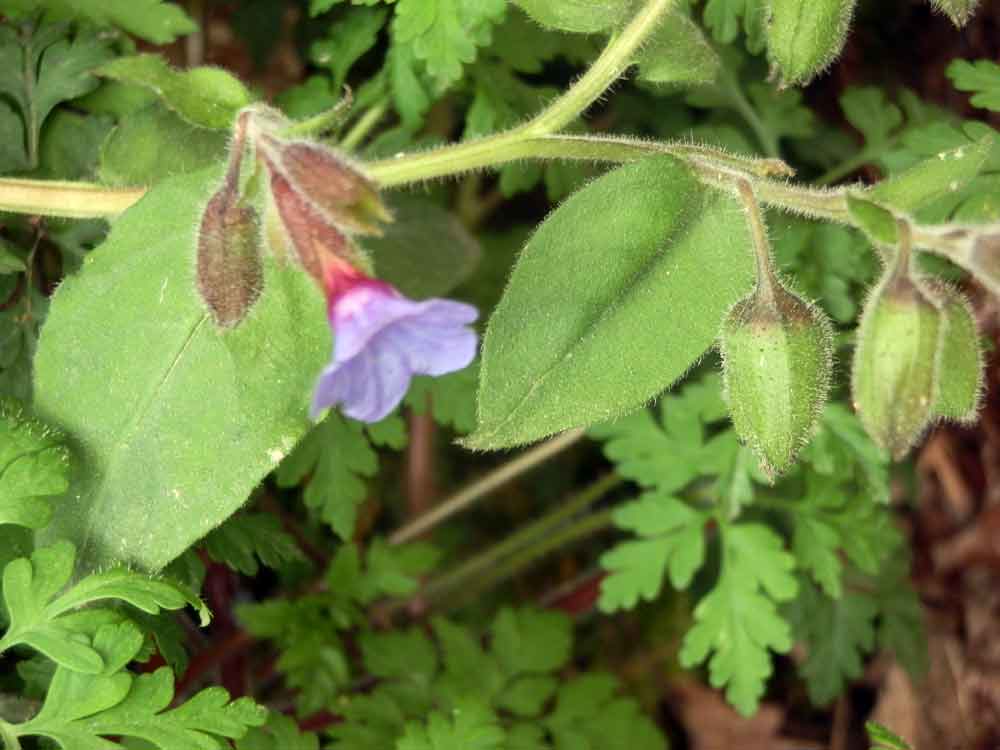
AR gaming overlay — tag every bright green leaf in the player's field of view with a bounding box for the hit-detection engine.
[202,513,304,576]
[275,412,405,539]
[393,0,506,91]
[947,58,1000,111]
[4,0,197,44]
[99,103,228,187]
[96,54,252,129]
[0,398,69,530]
[14,624,265,749]
[33,167,329,573]
[467,157,754,449]
[599,492,707,611]
[0,542,206,672]
[680,523,798,716]
[511,0,633,33]
[638,10,720,87]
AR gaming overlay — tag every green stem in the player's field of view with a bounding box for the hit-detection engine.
[518,0,676,137]
[735,179,777,303]
[815,147,878,186]
[367,0,676,185]
[445,508,616,609]
[340,102,387,152]
[718,66,779,159]
[388,428,587,545]
[417,473,623,605]
[0,180,145,219]
[282,93,354,139]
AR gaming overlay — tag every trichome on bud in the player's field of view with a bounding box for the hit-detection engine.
[720,181,833,480]
[928,283,984,423]
[852,225,942,459]
[766,0,857,86]
[196,113,263,328]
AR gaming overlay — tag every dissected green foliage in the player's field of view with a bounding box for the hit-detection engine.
[0,399,69,530]
[0,0,986,741]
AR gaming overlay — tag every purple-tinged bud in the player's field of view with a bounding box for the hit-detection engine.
[265,161,371,287]
[196,112,262,328]
[196,181,262,328]
[257,134,392,236]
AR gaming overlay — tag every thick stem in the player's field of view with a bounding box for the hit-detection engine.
[0,180,145,219]
[388,428,586,545]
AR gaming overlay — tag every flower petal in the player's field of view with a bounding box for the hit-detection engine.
[380,317,478,376]
[331,286,479,364]
[311,337,414,423]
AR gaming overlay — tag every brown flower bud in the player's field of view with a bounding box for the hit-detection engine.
[196,179,262,328]
[265,162,371,286]
[195,111,262,328]
[257,134,392,236]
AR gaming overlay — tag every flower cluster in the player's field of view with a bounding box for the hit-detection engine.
[196,107,479,422]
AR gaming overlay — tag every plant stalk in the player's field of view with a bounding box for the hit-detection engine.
[388,428,587,545]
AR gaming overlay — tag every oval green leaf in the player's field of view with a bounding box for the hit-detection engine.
[466,156,755,449]
[33,168,328,573]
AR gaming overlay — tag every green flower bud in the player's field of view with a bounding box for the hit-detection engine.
[720,282,833,480]
[196,180,262,328]
[929,284,984,423]
[852,257,941,459]
[766,0,857,86]
[929,0,979,27]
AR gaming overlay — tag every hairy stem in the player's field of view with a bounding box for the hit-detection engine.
[519,0,676,136]
[736,179,777,303]
[388,428,587,545]
[416,473,623,606]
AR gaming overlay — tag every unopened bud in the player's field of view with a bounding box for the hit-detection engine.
[766,0,857,86]
[196,179,262,328]
[929,0,979,27]
[266,165,371,285]
[721,282,833,479]
[929,284,984,423]
[257,135,391,235]
[852,257,941,459]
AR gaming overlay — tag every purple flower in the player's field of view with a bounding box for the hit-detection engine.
[311,276,479,422]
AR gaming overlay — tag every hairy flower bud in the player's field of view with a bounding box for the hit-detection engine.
[929,284,984,423]
[852,254,941,459]
[721,281,833,479]
[766,0,857,86]
[196,113,262,328]
[196,180,262,328]
[257,134,391,236]
[265,164,371,286]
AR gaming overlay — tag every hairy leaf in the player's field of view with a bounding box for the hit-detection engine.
[468,157,754,449]
[0,399,69,530]
[4,0,197,44]
[33,167,329,572]
[96,55,252,129]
